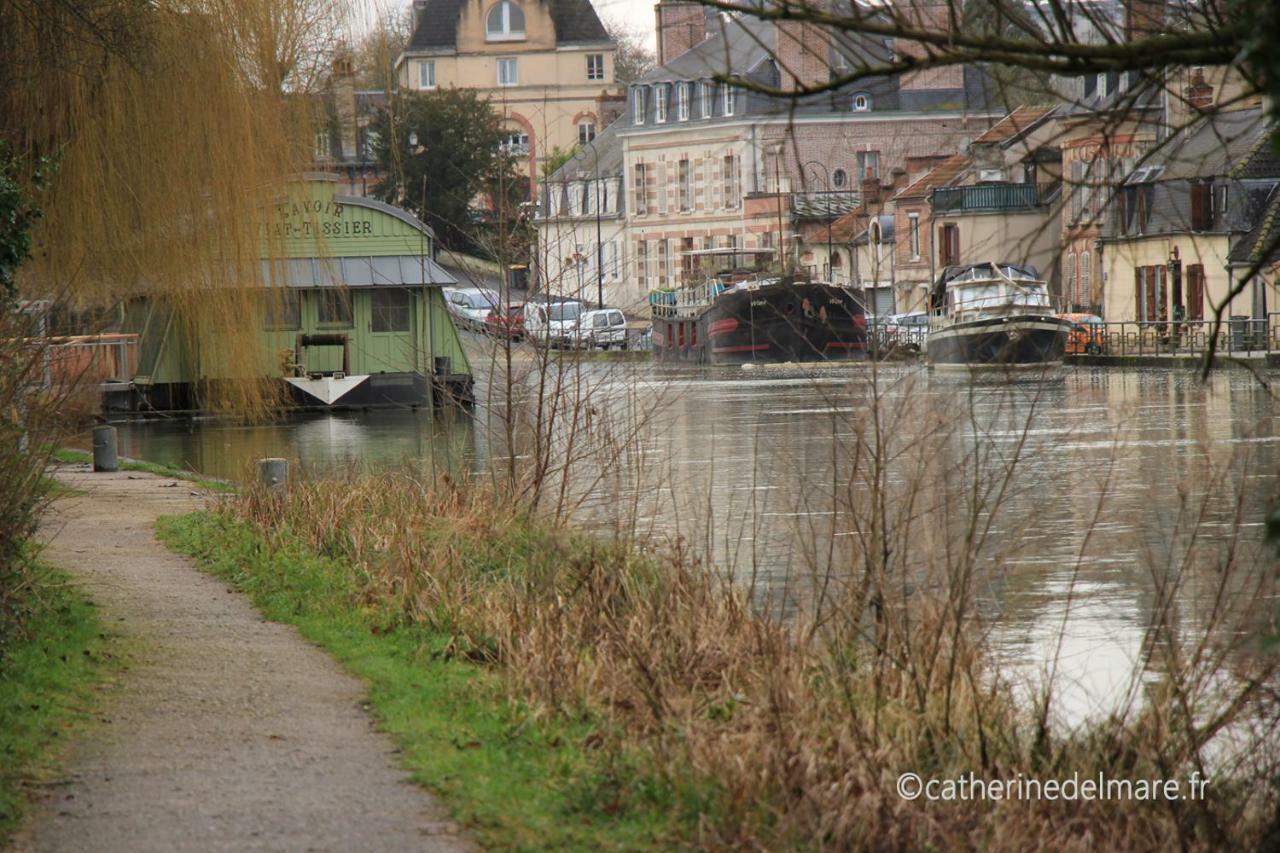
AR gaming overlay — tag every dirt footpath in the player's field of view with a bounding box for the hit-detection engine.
[10,467,469,853]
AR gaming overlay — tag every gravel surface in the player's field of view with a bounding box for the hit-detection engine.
[10,467,470,853]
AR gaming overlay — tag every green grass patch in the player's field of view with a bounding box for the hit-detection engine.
[0,564,114,843]
[156,511,676,850]
[52,448,235,493]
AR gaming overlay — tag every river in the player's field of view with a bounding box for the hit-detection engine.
[105,361,1278,725]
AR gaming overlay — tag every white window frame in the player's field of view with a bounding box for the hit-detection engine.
[833,168,847,188]
[633,87,646,125]
[655,84,668,123]
[578,121,595,145]
[700,81,712,118]
[486,1,525,41]
[908,213,920,259]
[852,92,871,111]
[587,53,604,81]
[497,57,518,87]
[722,82,735,117]
[419,60,436,89]
[677,83,690,121]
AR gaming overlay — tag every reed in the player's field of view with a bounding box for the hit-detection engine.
[223,370,1280,849]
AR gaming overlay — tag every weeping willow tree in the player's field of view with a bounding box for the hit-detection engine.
[1,0,351,415]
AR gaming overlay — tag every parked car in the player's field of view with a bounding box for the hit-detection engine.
[523,298,586,347]
[484,301,526,339]
[1060,312,1106,355]
[883,311,930,352]
[579,308,628,349]
[443,287,498,332]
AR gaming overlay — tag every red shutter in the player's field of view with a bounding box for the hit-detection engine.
[1157,265,1168,321]
[1135,266,1144,322]
[1187,264,1204,321]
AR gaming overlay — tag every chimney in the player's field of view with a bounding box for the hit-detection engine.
[774,18,835,93]
[332,52,357,161]
[655,0,707,65]
[1126,0,1165,40]
[894,1,963,90]
[861,175,881,206]
[1185,66,1214,110]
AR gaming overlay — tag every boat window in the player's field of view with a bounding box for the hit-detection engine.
[549,302,581,321]
[372,288,412,332]
[317,289,353,327]
[263,289,300,331]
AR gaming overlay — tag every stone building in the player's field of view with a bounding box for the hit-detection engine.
[396,0,619,194]
[586,3,1003,311]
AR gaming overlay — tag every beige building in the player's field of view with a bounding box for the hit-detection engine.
[1099,109,1279,328]
[397,0,619,193]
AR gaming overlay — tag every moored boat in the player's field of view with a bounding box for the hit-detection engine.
[926,262,1071,371]
[649,249,867,364]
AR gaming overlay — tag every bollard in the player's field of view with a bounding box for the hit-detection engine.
[257,457,288,494]
[92,425,118,472]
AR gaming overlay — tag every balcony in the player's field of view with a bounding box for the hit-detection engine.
[931,182,1058,214]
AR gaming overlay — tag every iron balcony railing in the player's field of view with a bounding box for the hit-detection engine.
[931,183,1058,214]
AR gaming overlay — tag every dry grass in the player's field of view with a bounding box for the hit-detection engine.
[228,386,1280,853]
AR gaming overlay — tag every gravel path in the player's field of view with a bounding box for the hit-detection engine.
[10,467,469,853]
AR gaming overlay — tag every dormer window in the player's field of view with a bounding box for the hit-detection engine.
[677,83,690,121]
[723,82,736,117]
[700,81,712,118]
[852,92,871,111]
[486,1,525,41]
[1097,72,1108,97]
[633,87,646,125]
[655,84,668,123]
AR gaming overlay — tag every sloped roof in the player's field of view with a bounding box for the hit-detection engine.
[1228,188,1280,266]
[972,105,1054,145]
[791,191,860,219]
[1231,126,1280,180]
[638,14,773,83]
[894,152,971,200]
[1140,108,1271,181]
[547,122,624,181]
[406,0,610,52]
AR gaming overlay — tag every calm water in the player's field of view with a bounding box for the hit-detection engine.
[105,362,1279,724]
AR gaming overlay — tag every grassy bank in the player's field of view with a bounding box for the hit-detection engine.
[157,510,679,850]
[51,448,234,493]
[155,471,1280,850]
[0,562,112,842]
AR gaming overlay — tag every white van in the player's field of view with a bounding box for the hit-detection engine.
[523,298,586,347]
[579,308,628,349]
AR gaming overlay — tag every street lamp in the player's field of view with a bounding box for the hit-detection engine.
[803,160,833,280]
[581,135,605,309]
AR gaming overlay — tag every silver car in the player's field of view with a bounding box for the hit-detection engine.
[443,287,499,332]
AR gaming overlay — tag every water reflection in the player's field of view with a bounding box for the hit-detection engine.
[106,364,1278,724]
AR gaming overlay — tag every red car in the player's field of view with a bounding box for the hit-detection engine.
[484,301,526,340]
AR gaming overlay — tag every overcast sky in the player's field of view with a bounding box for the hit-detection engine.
[594,0,659,48]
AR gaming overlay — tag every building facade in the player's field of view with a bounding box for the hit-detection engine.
[536,5,1004,314]
[396,0,619,193]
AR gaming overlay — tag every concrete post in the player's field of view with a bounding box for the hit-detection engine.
[92,425,118,472]
[257,458,288,494]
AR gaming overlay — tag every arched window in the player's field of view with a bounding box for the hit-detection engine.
[1066,252,1077,304]
[486,1,525,40]
[832,168,848,188]
[1080,251,1091,305]
[852,92,871,111]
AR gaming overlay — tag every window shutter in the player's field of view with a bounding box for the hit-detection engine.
[1135,266,1144,322]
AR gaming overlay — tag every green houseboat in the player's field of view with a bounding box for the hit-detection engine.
[116,177,472,413]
